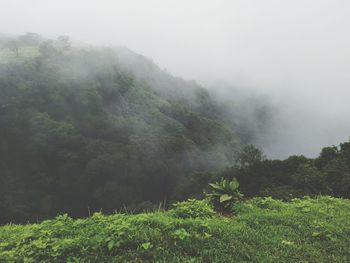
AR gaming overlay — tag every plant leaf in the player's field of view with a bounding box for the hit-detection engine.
[107,240,115,251]
[220,194,232,203]
[208,183,223,190]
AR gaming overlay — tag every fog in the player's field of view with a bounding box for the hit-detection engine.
[1,0,350,158]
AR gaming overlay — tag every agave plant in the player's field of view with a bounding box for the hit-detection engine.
[206,178,243,212]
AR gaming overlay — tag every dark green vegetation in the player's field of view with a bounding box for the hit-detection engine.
[220,142,350,200]
[1,33,350,262]
[206,178,243,213]
[1,34,350,226]
[179,141,350,209]
[1,196,349,262]
[0,34,252,223]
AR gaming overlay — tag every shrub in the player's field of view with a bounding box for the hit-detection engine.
[206,178,243,213]
[169,199,215,219]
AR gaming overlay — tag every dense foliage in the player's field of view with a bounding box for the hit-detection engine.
[1,196,349,262]
[1,34,350,227]
[1,33,350,262]
[169,199,215,219]
[218,142,350,200]
[178,142,350,202]
[0,38,245,223]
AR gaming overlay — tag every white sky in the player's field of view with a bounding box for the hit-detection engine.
[1,0,350,158]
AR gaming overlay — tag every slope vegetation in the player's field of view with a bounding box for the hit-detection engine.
[0,197,349,262]
[0,44,243,223]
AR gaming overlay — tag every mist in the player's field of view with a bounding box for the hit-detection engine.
[1,0,350,158]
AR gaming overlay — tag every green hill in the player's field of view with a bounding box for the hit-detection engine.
[0,41,249,223]
[1,196,349,262]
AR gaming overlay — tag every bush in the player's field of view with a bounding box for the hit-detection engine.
[169,199,216,219]
[206,178,243,213]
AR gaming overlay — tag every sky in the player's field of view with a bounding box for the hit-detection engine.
[1,0,350,158]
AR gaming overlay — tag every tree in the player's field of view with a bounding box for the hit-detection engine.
[38,40,59,58]
[316,146,338,168]
[5,40,20,57]
[238,144,265,167]
[292,164,330,196]
[18,32,42,47]
[57,35,71,50]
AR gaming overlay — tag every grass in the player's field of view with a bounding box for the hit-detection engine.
[0,47,39,64]
[0,196,349,262]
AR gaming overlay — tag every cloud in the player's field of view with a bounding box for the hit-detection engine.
[1,0,349,158]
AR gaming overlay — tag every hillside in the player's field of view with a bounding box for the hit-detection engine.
[1,34,350,263]
[1,196,349,262]
[0,40,250,223]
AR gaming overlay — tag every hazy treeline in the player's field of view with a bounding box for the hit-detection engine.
[0,32,71,57]
[181,142,350,201]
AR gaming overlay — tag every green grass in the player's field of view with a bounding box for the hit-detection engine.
[0,196,349,262]
[0,47,39,64]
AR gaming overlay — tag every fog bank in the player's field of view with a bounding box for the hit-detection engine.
[1,0,350,158]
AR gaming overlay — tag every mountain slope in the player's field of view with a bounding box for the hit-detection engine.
[0,44,243,223]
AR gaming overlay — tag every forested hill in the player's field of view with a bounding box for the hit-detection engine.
[0,36,253,223]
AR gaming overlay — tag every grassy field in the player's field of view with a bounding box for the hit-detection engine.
[0,196,349,262]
